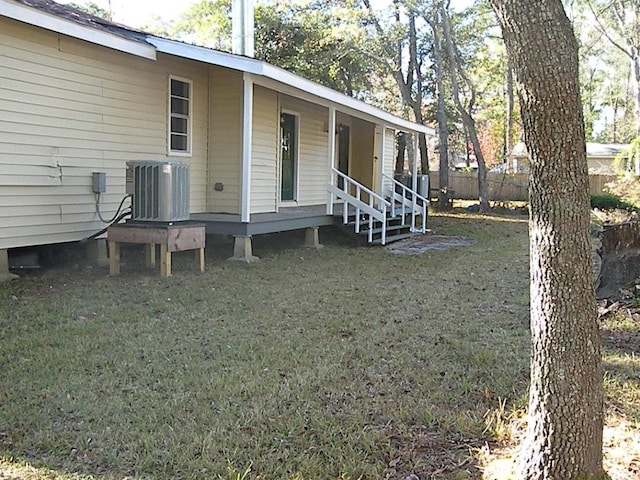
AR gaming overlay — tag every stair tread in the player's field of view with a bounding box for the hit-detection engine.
[357,225,413,235]
[370,232,418,245]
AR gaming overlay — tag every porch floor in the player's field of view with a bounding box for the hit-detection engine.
[191,204,343,236]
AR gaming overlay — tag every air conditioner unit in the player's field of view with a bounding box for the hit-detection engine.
[128,160,190,222]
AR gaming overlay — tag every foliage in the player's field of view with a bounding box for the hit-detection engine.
[567,0,640,142]
[590,192,637,211]
[612,136,640,172]
[604,173,640,208]
[67,1,111,20]
[169,0,232,51]
[255,1,375,96]
[605,138,640,207]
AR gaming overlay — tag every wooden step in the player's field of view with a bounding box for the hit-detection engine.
[370,231,417,245]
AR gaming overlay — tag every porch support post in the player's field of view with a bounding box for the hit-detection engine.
[326,106,336,215]
[304,227,323,249]
[241,73,254,223]
[412,132,418,193]
[85,238,109,267]
[0,249,18,282]
[378,125,386,207]
[228,235,260,263]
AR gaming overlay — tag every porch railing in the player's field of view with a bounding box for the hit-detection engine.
[328,168,391,245]
[382,173,429,234]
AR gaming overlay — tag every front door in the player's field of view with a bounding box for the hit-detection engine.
[280,112,297,201]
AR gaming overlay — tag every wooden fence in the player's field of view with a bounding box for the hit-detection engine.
[427,172,617,201]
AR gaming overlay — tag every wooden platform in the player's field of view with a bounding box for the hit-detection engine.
[107,222,205,277]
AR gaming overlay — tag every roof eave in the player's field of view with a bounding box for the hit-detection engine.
[0,0,156,60]
[148,36,433,136]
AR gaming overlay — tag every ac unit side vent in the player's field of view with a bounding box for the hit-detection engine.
[129,160,190,222]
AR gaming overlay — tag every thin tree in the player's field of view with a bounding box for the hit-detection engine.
[425,1,451,211]
[586,0,640,137]
[440,3,490,212]
[489,0,606,478]
[361,0,430,173]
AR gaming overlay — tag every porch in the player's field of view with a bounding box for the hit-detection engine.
[191,205,339,237]
[192,174,428,262]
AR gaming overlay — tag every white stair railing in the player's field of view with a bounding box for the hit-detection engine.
[328,168,391,245]
[382,173,429,233]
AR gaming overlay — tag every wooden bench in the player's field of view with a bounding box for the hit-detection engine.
[107,222,205,278]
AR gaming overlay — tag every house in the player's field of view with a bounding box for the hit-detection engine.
[508,141,630,175]
[0,0,434,278]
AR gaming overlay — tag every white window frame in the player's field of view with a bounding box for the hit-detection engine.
[168,75,193,157]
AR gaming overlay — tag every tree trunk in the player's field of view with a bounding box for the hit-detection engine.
[490,1,605,479]
[505,60,514,160]
[427,3,451,210]
[440,5,490,212]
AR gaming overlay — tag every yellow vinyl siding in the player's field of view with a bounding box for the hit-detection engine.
[250,86,278,214]
[350,118,375,190]
[384,127,396,177]
[280,96,329,206]
[0,18,208,249]
[380,127,397,196]
[208,66,242,213]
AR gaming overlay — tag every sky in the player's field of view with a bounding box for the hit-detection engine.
[57,0,200,27]
[58,0,472,29]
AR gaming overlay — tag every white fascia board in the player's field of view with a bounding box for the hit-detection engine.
[147,36,263,75]
[261,64,434,136]
[146,35,433,137]
[0,0,156,60]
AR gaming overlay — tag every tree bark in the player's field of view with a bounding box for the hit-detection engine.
[489,1,606,479]
[440,5,490,213]
[505,59,514,161]
[426,2,451,210]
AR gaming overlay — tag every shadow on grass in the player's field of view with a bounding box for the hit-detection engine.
[1,212,531,480]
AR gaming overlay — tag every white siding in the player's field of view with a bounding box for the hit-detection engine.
[250,86,278,214]
[380,127,397,196]
[208,66,242,213]
[0,18,208,249]
[280,95,329,206]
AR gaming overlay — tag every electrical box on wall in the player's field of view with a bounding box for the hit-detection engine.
[92,172,106,193]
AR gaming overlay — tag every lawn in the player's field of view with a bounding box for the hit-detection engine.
[0,212,637,479]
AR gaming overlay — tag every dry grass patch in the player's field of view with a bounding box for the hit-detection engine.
[1,211,613,480]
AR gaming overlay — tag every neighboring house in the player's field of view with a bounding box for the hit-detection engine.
[508,141,630,175]
[0,0,434,274]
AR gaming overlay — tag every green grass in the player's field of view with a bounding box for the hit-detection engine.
[0,211,634,479]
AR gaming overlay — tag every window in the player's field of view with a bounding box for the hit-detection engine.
[168,76,192,155]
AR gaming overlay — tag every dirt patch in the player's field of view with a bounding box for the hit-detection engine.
[385,234,477,255]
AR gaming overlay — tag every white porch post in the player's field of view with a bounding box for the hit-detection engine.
[378,125,386,203]
[326,106,336,215]
[412,132,418,193]
[241,73,253,223]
